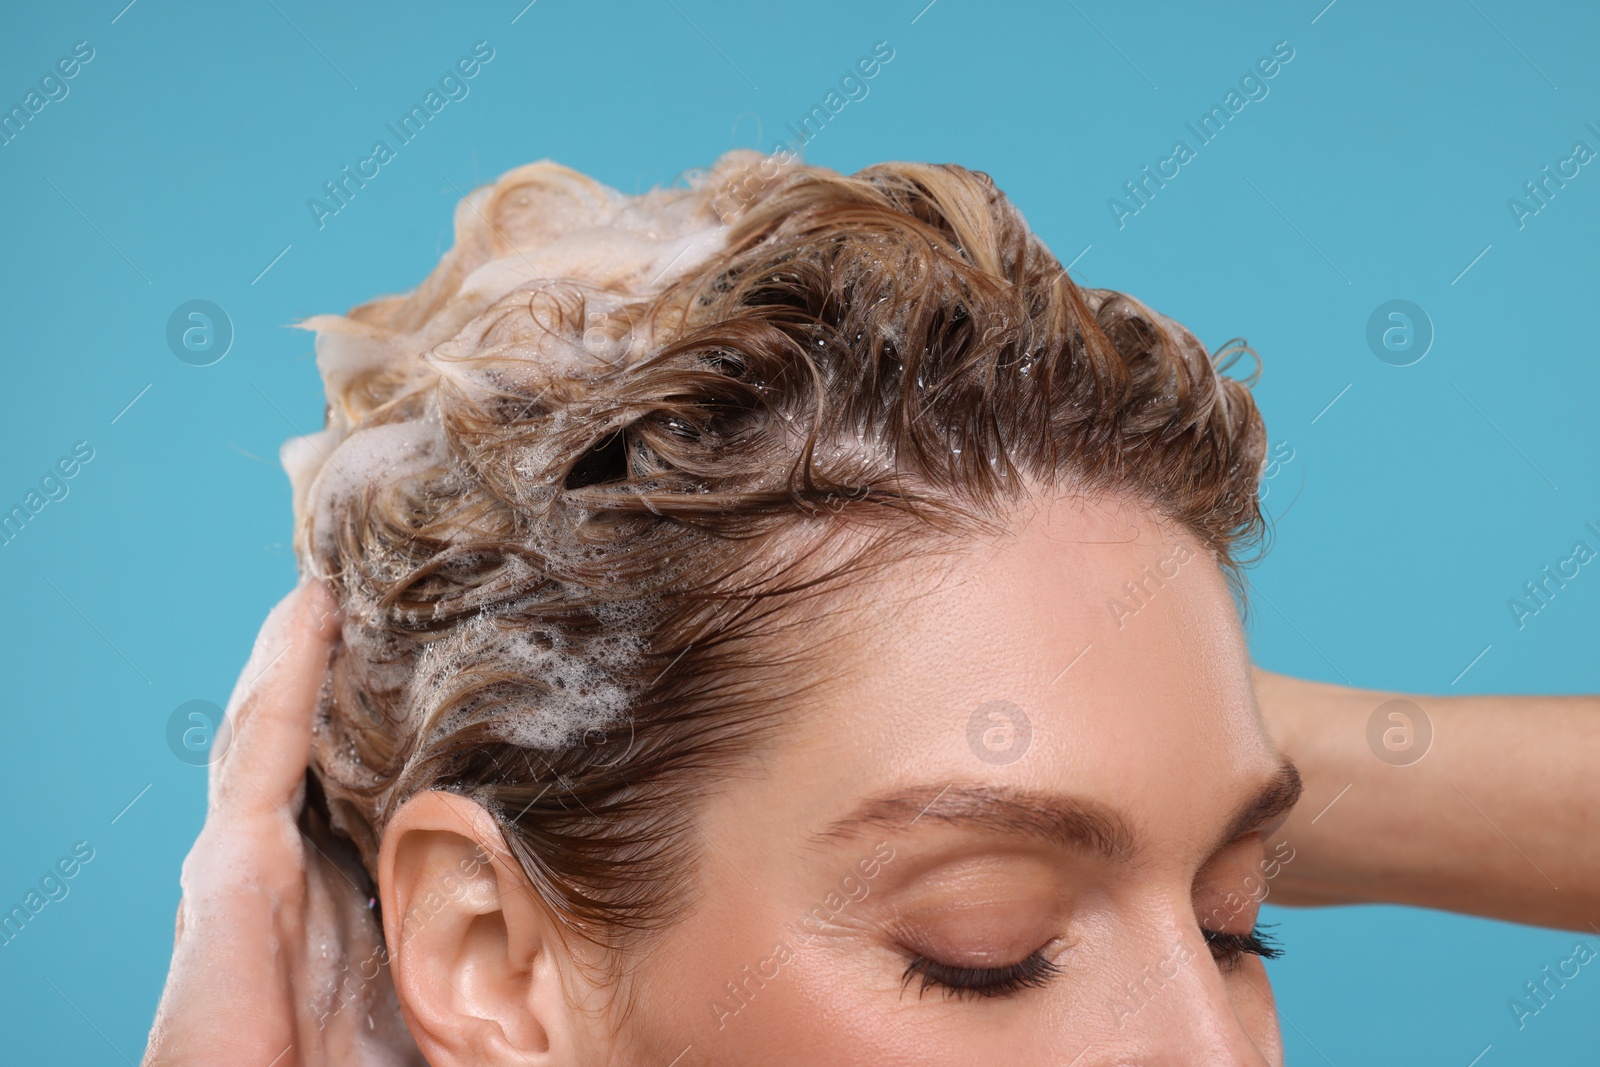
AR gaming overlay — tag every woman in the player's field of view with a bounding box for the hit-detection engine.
[142,152,1599,1066]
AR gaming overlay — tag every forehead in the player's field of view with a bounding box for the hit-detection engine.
[786,493,1280,858]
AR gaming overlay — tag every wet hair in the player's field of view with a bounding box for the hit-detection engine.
[287,149,1268,954]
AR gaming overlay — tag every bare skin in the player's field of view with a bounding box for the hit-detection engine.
[143,498,1600,1065]
[1254,670,1600,932]
[141,582,424,1067]
[367,494,1293,1065]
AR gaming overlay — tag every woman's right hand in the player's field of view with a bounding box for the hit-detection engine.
[142,581,425,1066]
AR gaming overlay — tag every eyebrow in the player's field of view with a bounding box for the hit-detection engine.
[816,758,1304,865]
[1216,757,1303,853]
[817,783,1138,862]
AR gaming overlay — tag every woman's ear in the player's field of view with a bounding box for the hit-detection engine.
[377,790,602,1066]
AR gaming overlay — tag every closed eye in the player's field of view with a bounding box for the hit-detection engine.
[900,946,1062,1000]
[1203,924,1281,973]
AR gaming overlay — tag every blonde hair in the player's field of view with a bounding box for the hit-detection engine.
[284,150,1268,946]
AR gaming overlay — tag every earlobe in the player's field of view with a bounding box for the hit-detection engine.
[378,790,593,1065]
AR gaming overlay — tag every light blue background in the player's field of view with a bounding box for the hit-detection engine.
[2,1,1596,1062]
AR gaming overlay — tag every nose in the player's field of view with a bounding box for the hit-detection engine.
[1087,927,1278,1067]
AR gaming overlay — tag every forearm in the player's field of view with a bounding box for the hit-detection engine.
[1253,668,1600,932]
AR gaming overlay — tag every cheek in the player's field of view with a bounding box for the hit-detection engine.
[620,909,1277,1066]
[710,943,1065,1067]
[626,930,1078,1066]
[620,938,881,1064]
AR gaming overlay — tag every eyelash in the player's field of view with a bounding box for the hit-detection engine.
[901,949,1061,1001]
[1204,923,1282,973]
[900,925,1282,1000]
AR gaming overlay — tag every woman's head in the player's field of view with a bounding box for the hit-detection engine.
[286,150,1296,1064]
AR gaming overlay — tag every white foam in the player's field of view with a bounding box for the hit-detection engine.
[397,608,647,760]
[303,411,451,582]
[279,152,806,782]
[283,155,780,575]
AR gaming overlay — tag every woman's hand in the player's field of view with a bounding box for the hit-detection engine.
[142,581,424,1067]
[1253,667,1600,932]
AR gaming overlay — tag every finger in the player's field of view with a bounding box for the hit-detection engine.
[210,580,341,814]
[226,578,341,705]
